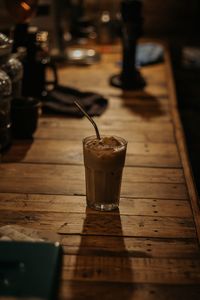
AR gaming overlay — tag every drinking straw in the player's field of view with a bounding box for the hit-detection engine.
[74,100,101,140]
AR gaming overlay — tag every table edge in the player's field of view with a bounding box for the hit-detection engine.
[164,43,200,243]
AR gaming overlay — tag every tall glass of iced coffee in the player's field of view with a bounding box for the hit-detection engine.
[83,135,127,211]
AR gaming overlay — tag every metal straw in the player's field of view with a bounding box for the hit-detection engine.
[74,100,101,140]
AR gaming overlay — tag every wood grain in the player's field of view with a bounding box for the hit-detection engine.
[59,281,200,300]
[61,255,200,284]
[60,235,200,258]
[0,211,196,238]
[58,61,168,98]
[0,163,185,182]
[0,164,187,199]
[0,194,192,217]
[35,126,175,143]
[3,140,181,168]
[57,213,196,238]
[0,44,199,300]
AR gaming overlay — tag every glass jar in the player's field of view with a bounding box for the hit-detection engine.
[0,70,12,151]
[1,56,23,98]
[0,33,13,151]
[0,33,13,64]
[0,32,23,98]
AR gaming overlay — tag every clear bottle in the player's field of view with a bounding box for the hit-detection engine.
[0,33,13,151]
[0,70,12,151]
[1,56,23,98]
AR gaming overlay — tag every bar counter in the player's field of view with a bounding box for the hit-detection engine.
[0,43,200,299]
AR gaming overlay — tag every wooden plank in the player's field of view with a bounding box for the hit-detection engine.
[41,99,170,123]
[35,126,175,145]
[36,117,175,143]
[0,178,188,199]
[58,61,168,99]
[0,194,192,217]
[0,164,185,183]
[0,164,187,199]
[57,213,196,238]
[0,211,196,239]
[59,281,200,300]
[122,183,188,200]
[60,235,200,258]
[0,211,198,258]
[61,256,200,284]
[38,116,171,130]
[3,140,181,168]
[100,104,171,123]
[105,95,169,110]
[57,61,171,123]
[164,48,200,241]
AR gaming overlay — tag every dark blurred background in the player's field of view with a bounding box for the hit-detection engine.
[0,1,199,39]
[1,0,200,195]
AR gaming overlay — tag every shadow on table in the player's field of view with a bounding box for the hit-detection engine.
[1,139,33,163]
[67,207,148,300]
[121,90,165,121]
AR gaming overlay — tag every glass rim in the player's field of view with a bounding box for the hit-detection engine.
[82,135,128,147]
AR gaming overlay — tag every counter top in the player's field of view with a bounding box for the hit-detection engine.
[1,42,200,299]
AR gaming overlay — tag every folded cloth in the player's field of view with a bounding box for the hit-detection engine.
[41,84,108,117]
[136,43,164,66]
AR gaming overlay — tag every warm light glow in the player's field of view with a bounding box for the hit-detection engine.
[102,11,110,23]
[20,1,31,11]
[36,31,48,43]
[87,49,95,57]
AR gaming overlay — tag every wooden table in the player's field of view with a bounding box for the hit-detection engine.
[1,43,200,299]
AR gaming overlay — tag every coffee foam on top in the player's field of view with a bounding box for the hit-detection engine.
[85,136,123,153]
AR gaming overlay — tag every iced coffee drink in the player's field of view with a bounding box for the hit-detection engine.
[83,135,127,211]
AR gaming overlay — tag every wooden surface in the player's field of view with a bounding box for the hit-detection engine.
[1,44,200,300]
